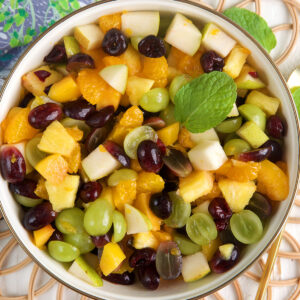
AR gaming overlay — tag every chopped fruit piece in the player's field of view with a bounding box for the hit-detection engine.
[100,242,126,276]
[22,66,63,96]
[74,24,104,50]
[82,145,120,181]
[223,45,250,79]
[108,123,131,145]
[196,182,222,204]
[179,171,214,203]
[219,243,235,260]
[100,185,115,209]
[65,143,81,173]
[190,129,219,146]
[165,13,202,56]
[237,121,269,148]
[99,13,122,33]
[202,238,221,261]
[38,121,76,157]
[227,103,239,117]
[125,204,152,234]
[48,76,81,103]
[63,36,80,57]
[120,105,144,127]
[238,103,266,130]
[112,179,137,211]
[157,122,180,146]
[80,46,107,70]
[35,154,68,184]
[167,66,182,82]
[218,178,256,212]
[122,45,142,76]
[103,56,124,67]
[176,50,204,78]
[65,127,83,142]
[152,231,172,242]
[34,178,49,200]
[246,90,280,116]
[136,171,164,194]
[192,200,210,215]
[276,161,287,173]
[178,127,196,149]
[257,160,289,201]
[235,65,265,89]
[133,232,159,250]
[33,224,55,248]
[131,159,142,172]
[45,174,80,211]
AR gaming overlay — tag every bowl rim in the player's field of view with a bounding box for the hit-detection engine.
[0,0,299,299]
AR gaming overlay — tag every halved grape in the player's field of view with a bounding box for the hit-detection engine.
[159,103,176,126]
[61,117,91,139]
[215,117,242,134]
[173,233,201,256]
[14,194,43,207]
[140,88,169,113]
[64,232,95,254]
[112,210,127,243]
[25,136,47,168]
[55,207,85,234]
[48,241,80,262]
[107,169,137,187]
[169,74,192,102]
[230,210,263,244]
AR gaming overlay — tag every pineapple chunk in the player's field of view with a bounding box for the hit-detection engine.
[218,178,256,212]
[74,24,104,50]
[157,122,180,146]
[126,76,154,105]
[45,174,80,211]
[133,232,159,250]
[179,171,214,203]
[38,121,76,157]
[34,224,55,248]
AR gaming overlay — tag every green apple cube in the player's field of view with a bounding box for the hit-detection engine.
[235,65,265,89]
[246,91,280,116]
[227,103,239,117]
[125,204,152,234]
[63,36,80,57]
[189,128,219,144]
[237,121,269,148]
[74,24,104,50]
[201,23,236,57]
[121,11,160,37]
[238,103,266,130]
[165,13,202,56]
[219,244,234,260]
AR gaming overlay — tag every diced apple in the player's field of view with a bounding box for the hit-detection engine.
[126,76,154,105]
[189,128,219,144]
[99,65,128,94]
[125,204,152,234]
[74,24,104,50]
[165,13,202,56]
[188,140,227,171]
[238,103,266,130]
[201,23,236,57]
[121,11,160,37]
[133,232,159,250]
[235,65,265,89]
[227,103,239,117]
[82,145,120,181]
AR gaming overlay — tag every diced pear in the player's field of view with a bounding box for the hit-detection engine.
[82,145,120,181]
[202,23,236,57]
[74,24,104,50]
[126,76,154,105]
[227,103,239,117]
[133,232,159,250]
[189,128,219,144]
[125,204,152,234]
[188,140,227,171]
[235,65,265,89]
[99,65,128,94]
[121,11,160,37]
[165,13,202,56]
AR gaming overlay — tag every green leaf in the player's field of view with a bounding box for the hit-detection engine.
[10,37,20,47]
[3,22,13,32]
[14,14,25,26]
[174,72,237,133]
[59,0,69,10]
[70,0,80,10]
[10,0,17,9]
[0,13,5,22]
[18,8,27,17]
[292,87,300,117]
[23,34,32,44]
[12,31,19,38]
[223,7,276,52]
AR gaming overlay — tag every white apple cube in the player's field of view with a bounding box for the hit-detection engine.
[99,64,128,94]
[165,13,202,56]
[188,140,228,171]
[227,103,239,117]
[82,145,120,181]
[189,128,219,144]
[121,11,160,37]
[74,24,104,50]
[202,23,236,57]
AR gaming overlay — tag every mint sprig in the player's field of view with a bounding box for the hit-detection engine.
[223,7,276,53]
[292,87,300,117]
[174,71,237,133]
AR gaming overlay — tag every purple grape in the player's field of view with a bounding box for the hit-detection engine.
[129,248,156,268]
[150,192,172,219]
[103,140,130,168]
[85,127,110,153]
[210,245,239,273]
[9,179,39,198]
[44,44,67,63]
[266,115,284,138]
[79,182,102,203]
[102,29,128,56]
[63,99,96,120]
[261,140,282,162]
[137,263,160,290]
[138,35,166,58]
[48,229,64,242]
[246,192,272,220]
[102,271,135,285]
[143,117,166,130]
[238,147,272,162]
[66,53,95,72]
[86,106,114,128]
[91,234,110,248]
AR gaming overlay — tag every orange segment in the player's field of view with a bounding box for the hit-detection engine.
[112,179,137,211]
[80,46,107,70]
[103,56,124,67]
[120,105,143,128]
[65,127,83,142]
[34,178,49,200]
[64,143,81,173]
[99,13,122,33]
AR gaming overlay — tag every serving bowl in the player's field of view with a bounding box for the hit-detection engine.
[0,0,299,299]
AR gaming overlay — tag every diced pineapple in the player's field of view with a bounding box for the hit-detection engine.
[34,224,55,248]
[179,171,214,203]
[157,122,180,146]
[74,24,104,50]
[133,232,159,250]
[218,178,256,212]
[152,231,172,243]
[122,45,142,76]
[126,76,154,105]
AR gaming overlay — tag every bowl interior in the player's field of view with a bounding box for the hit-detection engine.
[0,0,299,299]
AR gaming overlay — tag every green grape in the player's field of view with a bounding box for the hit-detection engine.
[124,126,157,159]
[159,103,176,126]
[169,74,192,102]
[131,36,143,51]
[61,118,91,139]
[63,36,80,57]
[139,88,169,113]
[55,207,84,235]
[64,232,95,254]
[173,233,201,256]
[215,117,243,134]
[107,169,137,187]
[165,192,191,228]
[14,194,43,207]
[186,213,217,246]
[230,210,263,244]
[48,241,80,262]
[223,139,251,156]
[25,136,47,168]
[112,210,127,243]
[83,199,113,236]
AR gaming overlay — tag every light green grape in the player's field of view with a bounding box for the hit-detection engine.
[48,241,80,262]
[14,194,43,207]
[159,103,176,126]
[112,210,127,243]
[223,132,240,144]
[139,88,169,113]
[174,233,201,256]
[169,74,192,102]
[223,139,251,156]
[108,169,137,187]
[25,136,47,168]
[131,36,143,51]
[61,118,91,139]
[215,117,243,134]
[64,232,95,254]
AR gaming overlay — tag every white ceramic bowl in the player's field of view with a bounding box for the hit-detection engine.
[0,0,299,299]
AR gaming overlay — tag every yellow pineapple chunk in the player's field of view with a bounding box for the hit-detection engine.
[34,224,55,248]
[218,178,256,212]
[133,232,159,250]
[179,171,214,203]
[122,45,142,76]
[157,122,180,146]
[38,121,76,157]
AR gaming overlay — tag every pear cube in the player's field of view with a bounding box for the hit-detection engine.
[74,24,104,50]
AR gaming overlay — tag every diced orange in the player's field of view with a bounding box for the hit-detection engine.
[99,13,122,33]
[131,159,142,172]
[108,123,131,145]
[136,171,164,194]
[153,77,168,88]
[157,122,180,146]
[112,179,137,211]
[178,127,195,149]
[177,50,204,78]
[34,224,55,248]
[202,237,221,261]
[34,177,49,200]
[152,231,172,242]
[80,46,107,70]
[167,47,186,67]
[120,94,130,107]
[103,56,124,67]
[64,143,81,173]
[65,127,83,142]
[35,154,68,185]
[120,105,143,127]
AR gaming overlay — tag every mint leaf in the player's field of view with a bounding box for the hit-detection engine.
[292,87,300,117]
[223,7,276,52]
[174,71,237,133]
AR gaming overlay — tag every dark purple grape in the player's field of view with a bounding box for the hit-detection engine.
[156,138,166,156]
[79,181,102,203]
[66,53,95,72]
[86,106,114,128]
[103,140,130,168]
[246,192,272,220]
[48,229,64,242]
[63,99,96,120]
[209,198,232,221]
[102,271,135,285]
[28,103,63,129]
[266,115,284,139]
[138,35,166,58]
[19,92,34,108]
[163,181,178,192]
[9,179,39,198]
[238,146,271,162]
[34,70,51,82]
[137,263,160,290]
[143,117,166,130]
[201,50,224,73]
[137,140,163,173]
[150,192,172,219]
[92,234,110,248]
[85,127,110,153]
[102,28,128,56]
[23,202,57,231]
[129,248,156,268]
[261,140,282,162]
[210,245,239,273]
[159,165,178,181]
[44,44,67,63]
[0,147,26,183]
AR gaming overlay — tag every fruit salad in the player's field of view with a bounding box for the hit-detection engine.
[0,10,289,290]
